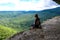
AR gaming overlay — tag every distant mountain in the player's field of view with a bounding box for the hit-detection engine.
[40,7,60,13]
[20,7,60,13]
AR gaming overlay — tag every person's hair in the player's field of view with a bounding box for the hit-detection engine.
[35,14,38,18]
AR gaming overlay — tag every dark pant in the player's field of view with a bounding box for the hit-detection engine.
[31,24,42,29]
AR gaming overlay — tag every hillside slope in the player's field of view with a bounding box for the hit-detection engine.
[6,16,60,40]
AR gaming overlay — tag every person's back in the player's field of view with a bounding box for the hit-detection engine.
[33,14,42,29]
[35,17,40,28]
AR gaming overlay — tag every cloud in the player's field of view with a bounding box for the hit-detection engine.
[0,0,9,3]
[0,0,59,11]
[0,3,14,7]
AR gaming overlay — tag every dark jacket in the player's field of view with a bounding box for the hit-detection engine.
[35,18,41,28]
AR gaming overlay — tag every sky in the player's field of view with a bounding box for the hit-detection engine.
[0,0,60,11]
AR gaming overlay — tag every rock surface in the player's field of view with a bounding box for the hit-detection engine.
[53,0,60,4]
[6,16,60,40]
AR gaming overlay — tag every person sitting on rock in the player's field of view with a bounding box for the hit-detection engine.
[31,14,42,29]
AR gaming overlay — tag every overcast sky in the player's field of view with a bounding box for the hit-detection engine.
[0,0,60,11]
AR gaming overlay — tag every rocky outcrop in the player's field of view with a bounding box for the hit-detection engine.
[53,0,60,4]
[6,16,60,40]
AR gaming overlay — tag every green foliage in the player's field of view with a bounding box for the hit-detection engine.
[0,25,17,40]
[0,13,34,40]
[0,13,34,31]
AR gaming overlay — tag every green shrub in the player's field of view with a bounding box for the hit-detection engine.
[0,25,17,40]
